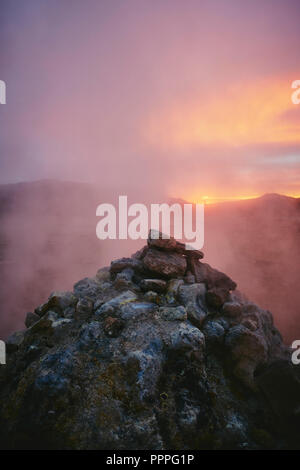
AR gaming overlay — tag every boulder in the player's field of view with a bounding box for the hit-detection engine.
[143,248,187,279]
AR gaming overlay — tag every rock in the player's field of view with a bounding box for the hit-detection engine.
[95,290,138,316]
[35,291,74,319]
[35,301,50,317]
[144,291,160,303]
[115,268,134,282]
[95,266,111,282]
[110,257,143,274]
[159,306,187,321]
[186,302,206,329]
[225,325,267,362]
[6,330,26,352]
[203,321,225,345]
[222,301,242,318]
[177,283,207,328]
[48,291,77,311]
[147,230,178,251]
[113,268,135,289]
[25,312,40,328]
[31,311,72,335]
[75,298,94,317]
[127,341,164,399]
[148,230,204,259]
[241,318,258,331]
[189,260,236,291]
[140,279,167,293]
[178,283,206,306]
[143,248,187,279]
[131,245,148,260]
[73,277,104,299]
[120,302,157,320]
[103,316,125,338]
[225,325,268,388]
[166,279,184,305]
[166,322,206,353]
[63,307,75,319]
[206,287,229,309]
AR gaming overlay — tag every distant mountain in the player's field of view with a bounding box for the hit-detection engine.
[0,181,299,343]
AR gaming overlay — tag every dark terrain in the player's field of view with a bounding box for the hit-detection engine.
[0,232,299,450]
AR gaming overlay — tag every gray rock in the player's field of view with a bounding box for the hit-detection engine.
[115,268,134,282]
[121,302,157,320]
[95,290,138,316]
[166,322,206,353]
[186,302,206,329]
[127,340,164,399]
[178,283,206,306]
[73,277,103,299]
[159,306,187,321]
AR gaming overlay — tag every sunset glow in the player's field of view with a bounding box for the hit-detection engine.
[145,80,300,149]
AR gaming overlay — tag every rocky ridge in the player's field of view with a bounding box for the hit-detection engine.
[0,232,299,449]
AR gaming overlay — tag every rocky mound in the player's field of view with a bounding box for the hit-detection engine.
[0,232,299,450]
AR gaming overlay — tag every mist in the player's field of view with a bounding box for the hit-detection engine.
[0,1,300,343]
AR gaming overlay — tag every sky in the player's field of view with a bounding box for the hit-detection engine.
[0,0,300,202]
